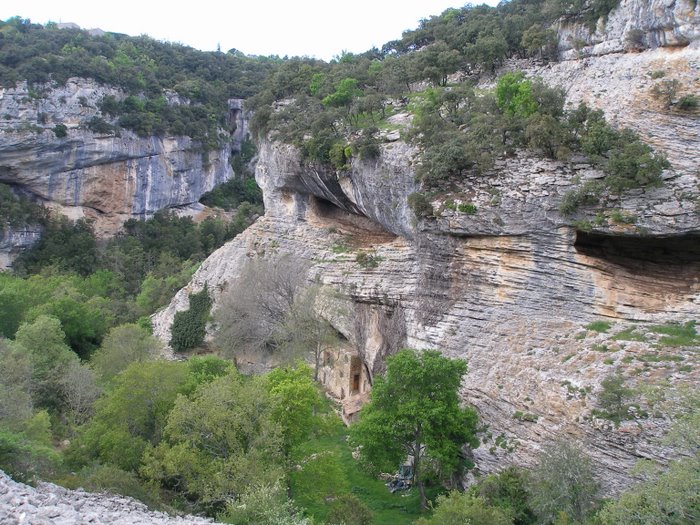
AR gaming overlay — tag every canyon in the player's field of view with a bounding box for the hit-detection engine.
[153,0,700,493]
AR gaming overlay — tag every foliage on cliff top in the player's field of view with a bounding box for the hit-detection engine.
[0,16,279,146]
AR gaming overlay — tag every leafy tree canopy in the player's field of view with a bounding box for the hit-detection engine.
[349,348,478,509]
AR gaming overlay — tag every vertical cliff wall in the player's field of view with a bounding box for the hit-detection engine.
[153,1,699,493]
[0,78,236,242]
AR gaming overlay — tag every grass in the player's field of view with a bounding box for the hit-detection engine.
[612,327,648,342]
[649,321,699,348]
[584,321,612,333]
[290,414,435,525]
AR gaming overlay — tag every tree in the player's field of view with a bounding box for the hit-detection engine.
[90,323,162,382]
[141,372,284,512]
[472,466,535,524]
[68,360,187,471]
[496,72,538,118]
[215,256,334,372]
[527,440,599,524]
[282,285,339,380]
[349,348,479,509]
[13,315,79,410]
[0,339,34,428]
[265,364,324,452]
[597,373,634,423]
[59,360,101,426]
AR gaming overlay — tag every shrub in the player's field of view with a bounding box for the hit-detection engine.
[585,320,612,333]
[355,251,382,269]
[650,79,680,109]
[170,284,212,352]
[678,94,698,110]
[597,374,633,423]
[86,116,115,134]
[52,123,67,137]
[558,180,604,215]
[458,202,477,214]
[606,141,667,192]
[408,192,434,218]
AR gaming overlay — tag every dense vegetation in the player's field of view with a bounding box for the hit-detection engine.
[2,1,697,523]
[242,0,668,220]
[0,16,278,147]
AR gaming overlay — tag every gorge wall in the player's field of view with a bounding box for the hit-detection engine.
[153,0,699,494]
[0,78,242,264]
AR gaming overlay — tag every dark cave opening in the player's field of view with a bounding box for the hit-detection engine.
[575,231,700,265]
[574,231,700,288]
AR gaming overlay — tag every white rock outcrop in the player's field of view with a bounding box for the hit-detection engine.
[0,470,220,525]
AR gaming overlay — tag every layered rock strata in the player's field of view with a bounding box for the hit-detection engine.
[0,79,236,241]
[154,2,699,493]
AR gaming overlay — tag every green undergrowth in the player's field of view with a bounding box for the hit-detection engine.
[290,412,439,524]
[649,321,699,348]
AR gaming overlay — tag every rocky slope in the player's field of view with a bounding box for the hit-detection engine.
[0,78,241,250]
[156,1,699,494]
[0,470,219,525]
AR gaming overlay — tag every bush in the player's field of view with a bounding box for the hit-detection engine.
[558,181,604,215]
[170,285,212,352]
[678,94,698,110]
[52,123,67,137]
[606,141,667,192]
[408,192,434,218]
[0,426,62,484]
[68,463,161,507]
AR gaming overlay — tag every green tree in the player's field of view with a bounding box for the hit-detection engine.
[527,440,599,524]
[265,365,324,453]
[472,466,535,524]
[141,372,284,512]
[414,492,512,525]
[0,339,34,428]
[68,360,187,471]
[14,315,78,409]
[349,348,478,509]
[597,373,634,423]
[90,323,162,382]
[496,72,538,118]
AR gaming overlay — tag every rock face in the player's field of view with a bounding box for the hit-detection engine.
[558,0,700,59]
[0,470,220,525]
[153,3,700,494]
[0,78,236,241]
[0,225,42,269]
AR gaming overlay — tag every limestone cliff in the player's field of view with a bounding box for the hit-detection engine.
[154,1,699,493]
[0,78,239,242]
[558,0,700,59]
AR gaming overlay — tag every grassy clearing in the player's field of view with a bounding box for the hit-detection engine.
[290,412,435,525]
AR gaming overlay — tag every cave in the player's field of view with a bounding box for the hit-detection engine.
[309,195,396,242]
[574,231,700,288]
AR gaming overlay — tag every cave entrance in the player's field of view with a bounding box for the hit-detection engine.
[574,231,700,292]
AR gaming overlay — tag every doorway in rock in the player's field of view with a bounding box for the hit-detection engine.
[350,356,362,394]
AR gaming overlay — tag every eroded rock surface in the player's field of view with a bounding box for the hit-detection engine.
[0,79,236,239]
[0,470,219,525]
